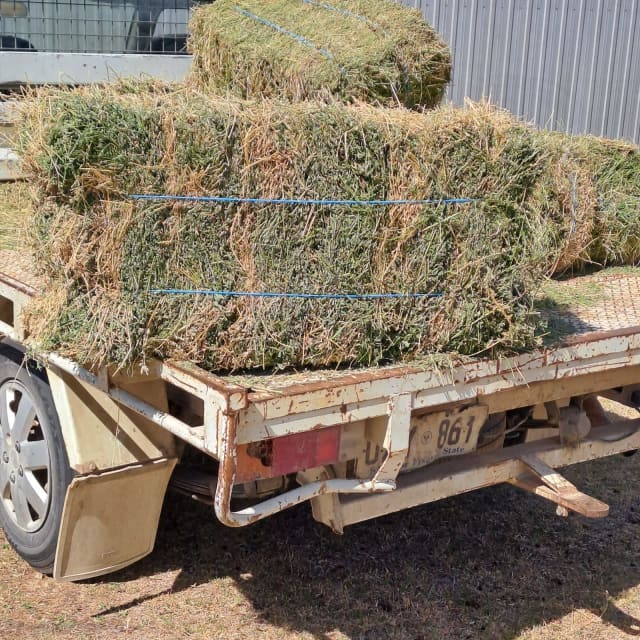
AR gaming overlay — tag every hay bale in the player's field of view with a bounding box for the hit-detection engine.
[530,132,640,272]
[188,0,451,109]
[18,87,557,371]
[0,181,30,250]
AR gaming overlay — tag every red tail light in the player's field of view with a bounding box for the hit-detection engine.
[236,425,341,482]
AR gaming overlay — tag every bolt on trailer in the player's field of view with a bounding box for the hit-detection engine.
[0,241,640,580]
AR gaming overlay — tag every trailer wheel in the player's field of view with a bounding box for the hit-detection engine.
[0,349,72,573]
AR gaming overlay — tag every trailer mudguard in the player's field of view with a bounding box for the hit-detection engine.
[47,366,177,473]
[53,457,177,581]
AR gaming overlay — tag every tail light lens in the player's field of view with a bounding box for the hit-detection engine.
[236,425,341,483]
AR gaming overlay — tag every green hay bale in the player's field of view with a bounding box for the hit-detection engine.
[530,131,640,272]
[18,88,557,371]
[188,0,451,109]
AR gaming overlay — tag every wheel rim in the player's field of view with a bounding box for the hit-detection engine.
[0,379,52,533]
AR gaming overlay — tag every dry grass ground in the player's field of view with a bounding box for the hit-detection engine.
[1,401,640,640]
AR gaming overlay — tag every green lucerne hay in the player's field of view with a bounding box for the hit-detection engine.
[17,86,640,372]
[18,87,557,371]
[188,0,451,109]
[530,131,640,272]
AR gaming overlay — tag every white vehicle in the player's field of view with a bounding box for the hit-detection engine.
[1,182,640,580]
[0,0,191,52]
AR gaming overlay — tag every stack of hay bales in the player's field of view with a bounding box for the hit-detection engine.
[15,0,640,372]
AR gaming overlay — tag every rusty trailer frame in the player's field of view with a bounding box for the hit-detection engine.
[2,249,640,578]
[41,323,640,531]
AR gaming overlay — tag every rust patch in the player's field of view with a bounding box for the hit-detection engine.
[0,272,35,297]
[247,364,424,403]
[561,326,640,346]
[236,441,273,483]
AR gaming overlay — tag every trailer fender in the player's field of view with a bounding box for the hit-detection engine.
[54,457,177,581]
[46,366,178,473]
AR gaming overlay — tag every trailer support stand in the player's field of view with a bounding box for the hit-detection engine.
[510,452,609,518]
[372,393,413,487]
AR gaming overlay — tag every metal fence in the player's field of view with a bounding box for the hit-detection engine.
[401,0,640,143]
[0,0,193,53]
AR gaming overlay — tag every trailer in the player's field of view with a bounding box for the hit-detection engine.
[2,0,640,586]
[0,0,195,89]
[0,237,639,581]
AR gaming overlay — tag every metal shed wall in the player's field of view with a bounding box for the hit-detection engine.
[400,1,640,143]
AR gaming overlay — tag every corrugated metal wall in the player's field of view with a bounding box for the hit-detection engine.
[401,0,640,143]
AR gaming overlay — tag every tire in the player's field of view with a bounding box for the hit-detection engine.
[0,347,72,573]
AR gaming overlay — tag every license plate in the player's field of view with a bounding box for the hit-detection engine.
[401,405,489,472]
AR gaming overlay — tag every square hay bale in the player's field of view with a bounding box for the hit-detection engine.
[189,0,451,109]
[529,131,640,272]
[18,87,556,372]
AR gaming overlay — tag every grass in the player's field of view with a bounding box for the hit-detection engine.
[537,267,640,310]
[534,266,640,344]
[189,0,451,109]
[538,279,605,309]
[2,402,640,639]
[0,180,30,250]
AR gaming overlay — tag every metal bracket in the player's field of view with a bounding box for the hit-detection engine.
[511,453,609,518]
[298,467,345,535]
[372,392,413,487]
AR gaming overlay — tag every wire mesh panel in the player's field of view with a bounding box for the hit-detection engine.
[0,0,194,53]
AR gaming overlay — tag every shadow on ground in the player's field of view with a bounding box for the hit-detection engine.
[89,454,640,639]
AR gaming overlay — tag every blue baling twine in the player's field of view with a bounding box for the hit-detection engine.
[149,289,444,300]
[137,192,465,299]
[130,194,478,207]
[235,7,336,62]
